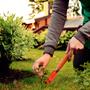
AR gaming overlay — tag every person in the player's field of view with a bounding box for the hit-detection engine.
[32,0,90,76]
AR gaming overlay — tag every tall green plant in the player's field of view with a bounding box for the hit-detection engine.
[0,15,35,60]
[0,14,35,72]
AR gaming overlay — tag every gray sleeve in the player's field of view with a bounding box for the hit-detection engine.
[74,21,90,45]
[44,0,69,56]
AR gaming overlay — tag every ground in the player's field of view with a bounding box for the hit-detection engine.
[0,49,90,90]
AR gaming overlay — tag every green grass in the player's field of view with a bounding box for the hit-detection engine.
[0,49,85,90]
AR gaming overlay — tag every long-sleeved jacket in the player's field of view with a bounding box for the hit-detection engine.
[44,0,90,56]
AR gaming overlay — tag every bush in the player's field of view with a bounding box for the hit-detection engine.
[74,63,90,90]
[33,30,76,50]
[33,30,47,48]
[57,31,77,49]
[0,14,35,72]
[0,14,36,60]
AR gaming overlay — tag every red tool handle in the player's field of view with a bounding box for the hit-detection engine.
[56,51,71,72]
[45,50,72,84]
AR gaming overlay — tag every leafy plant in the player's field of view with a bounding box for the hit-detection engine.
[57,31,77,49]
[34,30,47,48]
[74,63,90,90]
[0,14,35,72]
[33,30,76,50]
[0,14,35,60]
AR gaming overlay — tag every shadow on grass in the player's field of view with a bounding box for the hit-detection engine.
[0,69,35,84]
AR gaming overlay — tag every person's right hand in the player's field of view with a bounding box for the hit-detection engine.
[32,53,51,78]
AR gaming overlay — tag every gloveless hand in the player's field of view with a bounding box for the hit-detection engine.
[32,54,51,78]
[66,37,84,53]
[66,37,84,60]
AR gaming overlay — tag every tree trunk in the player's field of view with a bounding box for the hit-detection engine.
[0,45,12,74]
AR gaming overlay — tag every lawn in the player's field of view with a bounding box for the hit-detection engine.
[0,49,88,90]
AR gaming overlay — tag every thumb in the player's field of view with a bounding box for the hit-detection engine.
[66,43,70,54]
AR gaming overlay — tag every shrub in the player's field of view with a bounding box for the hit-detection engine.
[34,30,48,48]
[57,31,77,49]
[74,63,90,90]
[0,14,36,60]
[33,30,76,50]
[0,14,35,72]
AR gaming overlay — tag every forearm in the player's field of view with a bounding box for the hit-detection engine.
[44,0,69,56]
[74,21,90,45]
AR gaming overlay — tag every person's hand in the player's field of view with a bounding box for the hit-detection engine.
[66,37,84,52]
[66,37,84,60]
[32,54,51,78]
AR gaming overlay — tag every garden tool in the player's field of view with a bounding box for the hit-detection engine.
[45,50,73,84]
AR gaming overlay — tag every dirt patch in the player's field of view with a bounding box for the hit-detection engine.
[0,69,35,84]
